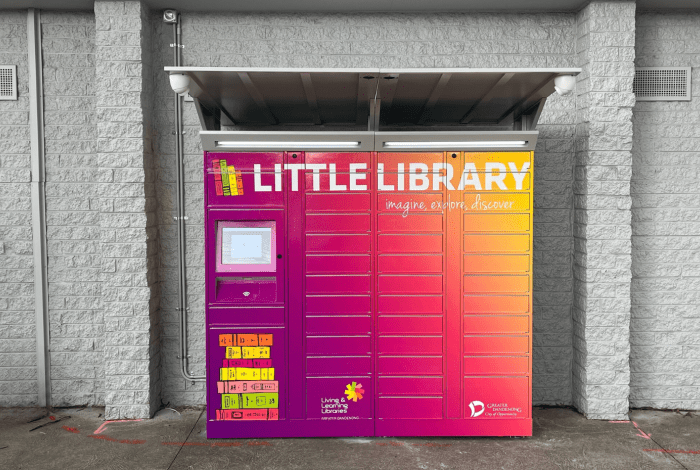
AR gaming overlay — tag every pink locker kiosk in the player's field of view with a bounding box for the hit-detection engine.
[167,68,580,438]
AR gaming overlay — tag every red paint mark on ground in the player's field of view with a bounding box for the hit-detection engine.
[88,435,145,445]
[645,448,700,455]
[162,442,243,448]
[609,420,630,423]
[62,425,79,434]
[94,419,143,435]
[49,416,56,421]
[412,443,452,447]
[248,442,271,446]
[377,441,404,447]
[632,421,652,439]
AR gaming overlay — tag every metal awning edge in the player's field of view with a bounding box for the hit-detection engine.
[165,66,581,74]
[201,130,538,152]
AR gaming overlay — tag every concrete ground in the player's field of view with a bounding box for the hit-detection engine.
[0,406,698,470]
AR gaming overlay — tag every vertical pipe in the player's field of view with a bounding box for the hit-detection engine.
[172,15,204,381]
[27,8,51,408]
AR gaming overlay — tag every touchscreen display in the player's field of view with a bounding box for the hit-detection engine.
[221,227,272,265]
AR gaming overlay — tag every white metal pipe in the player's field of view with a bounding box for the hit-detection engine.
[28,8,51,408]
[171,14,204,382]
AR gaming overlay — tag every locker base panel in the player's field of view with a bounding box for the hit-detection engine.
[206,418,531,438]
[207,419,375,438]
[375,418,532,437]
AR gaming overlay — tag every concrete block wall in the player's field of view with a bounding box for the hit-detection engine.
[0,10,36,406]
[631,11,700,410]
[151,11,578,407]
[573,1,636,419]
[95,1,161,419]
[41,11,103,407]
[1,2,698,416]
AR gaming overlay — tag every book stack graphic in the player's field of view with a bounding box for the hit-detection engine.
[216,333,279,421]
[213,159,244,196]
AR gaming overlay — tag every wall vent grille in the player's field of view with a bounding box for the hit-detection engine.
[634,67,691,101]
[0,65,17,101]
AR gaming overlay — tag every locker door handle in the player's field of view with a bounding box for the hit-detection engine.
[277,254,282,259]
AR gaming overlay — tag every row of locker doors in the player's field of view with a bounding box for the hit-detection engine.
[205,151,533,437]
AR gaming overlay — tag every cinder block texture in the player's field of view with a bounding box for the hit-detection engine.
[95,1,161,419]
[573,1,636,420]
[0,10,37,407]
[152,11,578,407]
[630,12,700,411]
[41,10,103,408]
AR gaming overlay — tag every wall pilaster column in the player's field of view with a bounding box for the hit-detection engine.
[95,0,160,419]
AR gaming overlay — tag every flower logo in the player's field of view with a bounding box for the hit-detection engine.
[344,382,364,402]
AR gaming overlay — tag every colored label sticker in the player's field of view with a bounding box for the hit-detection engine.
[226,359,253,368]
[220,160,231,196]
[219,334,233,347]
[217,381,279,394]
[225,347,242,359]
[236,368,261,380]
[236,334,259,346]
[236,171,244,195]
[242,346,271,359]
[241,393,279,409]
[213,161,223,196]
[216,409,269,420]
[253,359,272,368]
[258,334,273,346]
[229,164,239,196]
[219,368,236,381]
[221,394,241,409]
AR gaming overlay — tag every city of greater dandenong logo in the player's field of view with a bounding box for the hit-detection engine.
[469,400,485,418]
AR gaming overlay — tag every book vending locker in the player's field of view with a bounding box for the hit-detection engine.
[205,150,533,438]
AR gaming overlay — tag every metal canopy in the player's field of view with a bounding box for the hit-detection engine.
[165,67,580,151]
